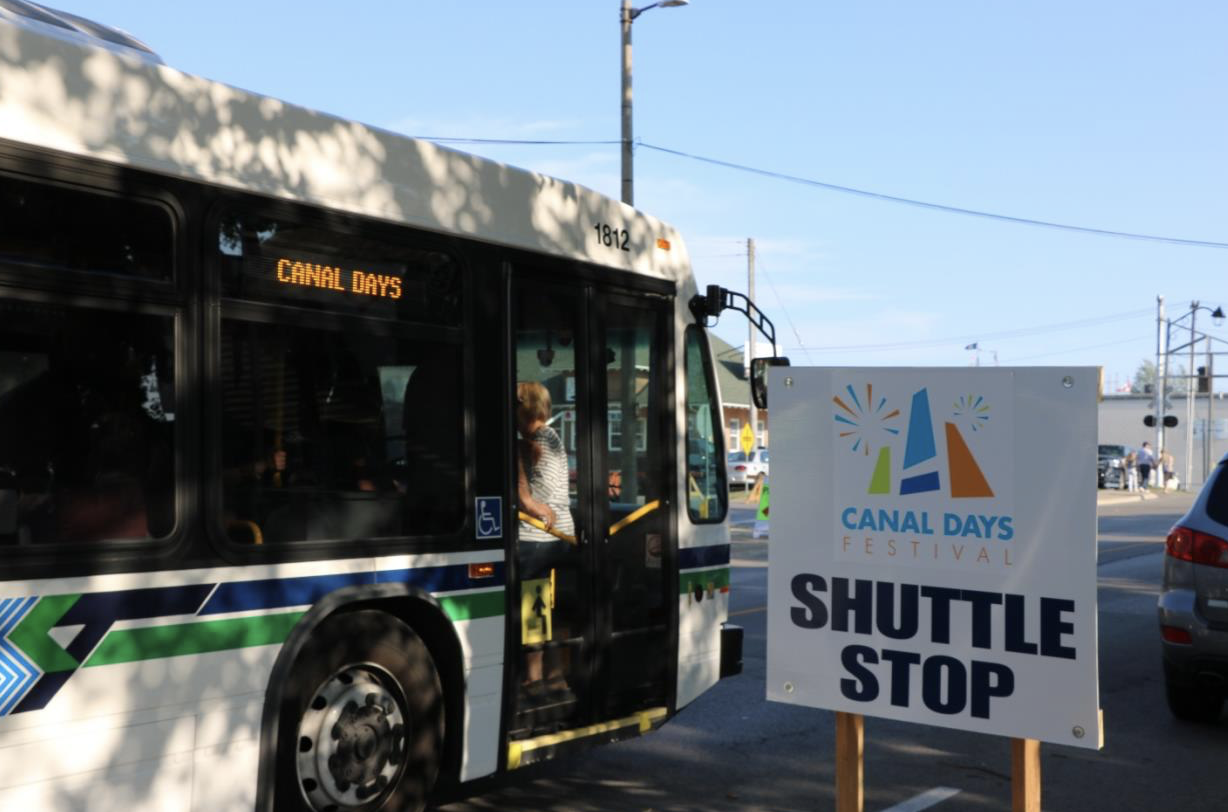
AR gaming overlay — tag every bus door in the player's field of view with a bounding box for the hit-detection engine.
[593,294,672,720]
[510,278,673,735]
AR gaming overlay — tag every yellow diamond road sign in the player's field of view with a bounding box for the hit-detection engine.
[740,422,755,455]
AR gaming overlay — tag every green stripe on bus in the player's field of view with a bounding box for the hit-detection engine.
[83,611,306,667]
[679,566,730,593]
[439,590,505,621]
[9,594,83,672]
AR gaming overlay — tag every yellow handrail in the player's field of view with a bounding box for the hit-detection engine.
[608,499,661,537]
[227,519,264,545]
[517,499,661,545]
[517,511,578,545]
[687,473,708,519]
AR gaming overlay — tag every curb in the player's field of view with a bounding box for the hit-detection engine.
[1097,489,1184,506]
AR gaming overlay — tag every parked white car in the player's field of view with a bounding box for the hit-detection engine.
[727,448,769,488]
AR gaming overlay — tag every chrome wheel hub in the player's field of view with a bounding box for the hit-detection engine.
[296,665,407,810]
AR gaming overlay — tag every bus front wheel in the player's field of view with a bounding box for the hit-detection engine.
[277,610,444,812]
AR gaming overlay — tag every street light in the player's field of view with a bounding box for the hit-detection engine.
[621,0,689,206]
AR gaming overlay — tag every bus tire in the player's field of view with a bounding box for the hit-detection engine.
[276,610,444,812]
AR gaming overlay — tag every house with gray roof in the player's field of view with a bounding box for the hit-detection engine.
[709,334,769,450]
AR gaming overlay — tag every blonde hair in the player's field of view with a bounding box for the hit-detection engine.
[517,381,551,424]
[517,381,552,466]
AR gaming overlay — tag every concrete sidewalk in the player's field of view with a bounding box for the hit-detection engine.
[1096,487,1179,506]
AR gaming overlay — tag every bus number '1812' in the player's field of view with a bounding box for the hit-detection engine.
[593,223,630,252]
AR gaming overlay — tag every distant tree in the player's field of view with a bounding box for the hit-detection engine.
[1131,359,1187,395]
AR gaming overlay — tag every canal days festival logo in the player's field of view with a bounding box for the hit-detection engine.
[831,378,1016,571]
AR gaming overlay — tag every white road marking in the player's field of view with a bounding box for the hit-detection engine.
[879,786,961,812]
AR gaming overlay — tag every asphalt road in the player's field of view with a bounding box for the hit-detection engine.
[437,489,1222,812]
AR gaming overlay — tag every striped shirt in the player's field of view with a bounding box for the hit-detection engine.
[520,425,575,542]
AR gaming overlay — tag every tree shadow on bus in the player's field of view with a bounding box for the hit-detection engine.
[3,27,675,283]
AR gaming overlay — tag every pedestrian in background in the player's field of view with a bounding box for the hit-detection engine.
[1161,448,1175,490]
[1125,449,1138,492]
[1137,442,1156,491]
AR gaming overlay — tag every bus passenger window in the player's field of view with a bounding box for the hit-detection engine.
[0,301,175,544]
[684,326,726,522]
[0,174,172,280]
[219,321,463,543]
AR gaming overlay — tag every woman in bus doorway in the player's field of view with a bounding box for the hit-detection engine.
[516,381,574,541]
[516,381,576,697]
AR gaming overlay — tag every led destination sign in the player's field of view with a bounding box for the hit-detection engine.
[219,213,462,325]
[273,257,403,300]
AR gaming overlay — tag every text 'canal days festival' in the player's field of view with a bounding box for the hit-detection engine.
[830,378,1015,571]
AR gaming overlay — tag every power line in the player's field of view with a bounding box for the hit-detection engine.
[1006,336,1149,363]
[780,308,1151,354]
[755,257,816,364]
[417,136,622,146]
[638,144,1228,249]
[409,134,1228,249]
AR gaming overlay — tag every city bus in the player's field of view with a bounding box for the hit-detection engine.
[0,5,755,811]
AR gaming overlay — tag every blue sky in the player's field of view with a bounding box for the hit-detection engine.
[50,1,1228,391]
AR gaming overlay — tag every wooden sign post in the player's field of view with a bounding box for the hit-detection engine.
[835,712,863,812]
[1012,738,1040,812]
[833,721,1041,812]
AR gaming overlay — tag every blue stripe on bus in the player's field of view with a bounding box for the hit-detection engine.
[201,572,371,615]
[678,544,730,570]
[59,585,216,662]
[200,562,506,615]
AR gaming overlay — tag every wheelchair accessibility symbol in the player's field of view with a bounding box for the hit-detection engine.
[475,496,503,539]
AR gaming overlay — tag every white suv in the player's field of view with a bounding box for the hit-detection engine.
[727,448,769,488]
[1158,452,1228,722]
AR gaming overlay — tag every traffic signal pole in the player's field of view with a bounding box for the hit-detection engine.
[1186,305,1198,491]
[1155,295,1166,460]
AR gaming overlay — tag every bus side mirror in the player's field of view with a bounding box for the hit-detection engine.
[751,357,790,409]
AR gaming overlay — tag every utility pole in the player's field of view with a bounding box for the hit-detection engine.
[747,237,757,449]
[620,0,634,205]
[1156,295,1166,458]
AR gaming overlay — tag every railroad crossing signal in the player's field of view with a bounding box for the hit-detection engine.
[1143,415,1179,428]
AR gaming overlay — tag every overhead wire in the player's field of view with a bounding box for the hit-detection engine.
[418,137,622,146]
[410,134,1228,249]
[639,143,1228,250]
[780,308,1152,354]
[1006,336,1149,363]
[754,255,816,364]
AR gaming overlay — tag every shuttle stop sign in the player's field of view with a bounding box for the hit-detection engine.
[766,368,1102,749]
[740,423,755,455]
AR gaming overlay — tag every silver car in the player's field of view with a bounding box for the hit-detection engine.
[1158,452,1228,722]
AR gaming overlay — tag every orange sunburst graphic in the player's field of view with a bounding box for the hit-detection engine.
[833,383,900,456]
[946,394,994,497]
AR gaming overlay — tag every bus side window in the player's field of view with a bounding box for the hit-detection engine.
[0,302,175,545]
[683,326,727,523]
[218,321,464,544]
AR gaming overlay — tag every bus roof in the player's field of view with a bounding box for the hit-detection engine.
[0,1,161,62]
[0,9,691,282]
